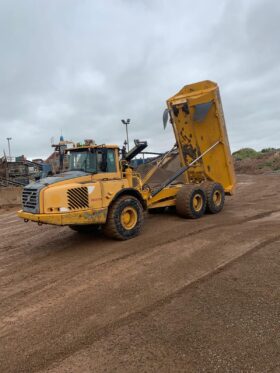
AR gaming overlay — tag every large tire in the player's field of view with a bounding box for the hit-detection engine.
[203,181,225,214]
[69,224,101,234]
[104,195,144,240]
[176,185,206,219]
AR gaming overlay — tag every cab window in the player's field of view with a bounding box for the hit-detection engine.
[107,149,117,172]
[97,149,117,173]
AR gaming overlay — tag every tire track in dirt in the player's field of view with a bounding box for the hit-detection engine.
[1,207,279,310]
[3,230,280,373]
[1,207,280,311]
[42,234,280,373]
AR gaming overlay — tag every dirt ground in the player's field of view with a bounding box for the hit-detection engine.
[0,186,21,208]
[0,174,280,373]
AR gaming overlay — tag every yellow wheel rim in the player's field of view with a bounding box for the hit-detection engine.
[213,190,222,206]
[193,193,203,212]
[121,207,137,230]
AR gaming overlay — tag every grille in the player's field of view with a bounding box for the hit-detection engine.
[67,187,89,210]
[22,188,39,212]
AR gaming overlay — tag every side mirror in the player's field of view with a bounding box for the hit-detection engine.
[163,108,169,129]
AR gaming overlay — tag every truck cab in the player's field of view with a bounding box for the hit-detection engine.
[18,144,145,230]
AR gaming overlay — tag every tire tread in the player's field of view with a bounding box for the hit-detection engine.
[176,184,206,219]
[104,195,143,240]
[203,181,225,214]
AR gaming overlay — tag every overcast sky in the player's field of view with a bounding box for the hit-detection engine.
[0,0,279,159]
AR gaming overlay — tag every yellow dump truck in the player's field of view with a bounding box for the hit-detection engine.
[18,80,236,240]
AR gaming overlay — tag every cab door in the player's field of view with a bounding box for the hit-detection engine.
[93,148,126,208]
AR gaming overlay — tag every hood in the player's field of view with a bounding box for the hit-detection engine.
[26,170,89,189]
[22,171,89,214]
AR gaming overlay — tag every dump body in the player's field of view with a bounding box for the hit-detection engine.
[166,80,236,194]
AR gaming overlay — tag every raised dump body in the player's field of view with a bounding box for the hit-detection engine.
[166,80,236,194]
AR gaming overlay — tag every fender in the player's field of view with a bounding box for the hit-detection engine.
[110,188,147,210]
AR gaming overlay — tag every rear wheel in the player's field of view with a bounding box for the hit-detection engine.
[69,224,101,234]
[176,185,206,219]
[203,182,225,214]
[104,195,144,240]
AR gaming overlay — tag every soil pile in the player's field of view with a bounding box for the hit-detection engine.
[136,151,183,187]
[138,147,280,179]
[233,148,280,174]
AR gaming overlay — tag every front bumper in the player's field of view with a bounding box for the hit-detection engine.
[17,208,108,226]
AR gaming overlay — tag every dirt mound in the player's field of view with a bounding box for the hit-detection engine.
[139,148,280,179]
[137,152,183,187]
[233,148,280,174]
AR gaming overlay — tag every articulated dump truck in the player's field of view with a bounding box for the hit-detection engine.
[18,81,236,240]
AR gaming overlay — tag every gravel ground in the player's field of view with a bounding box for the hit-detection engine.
[0,174,279,372]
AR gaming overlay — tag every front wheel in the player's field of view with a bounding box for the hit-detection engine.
[104,195,144,240]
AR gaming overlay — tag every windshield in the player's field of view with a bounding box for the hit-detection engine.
[68,148,117,174]
[69,151,97,173]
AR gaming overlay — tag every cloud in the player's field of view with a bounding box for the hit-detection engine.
[0,0,279,159]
